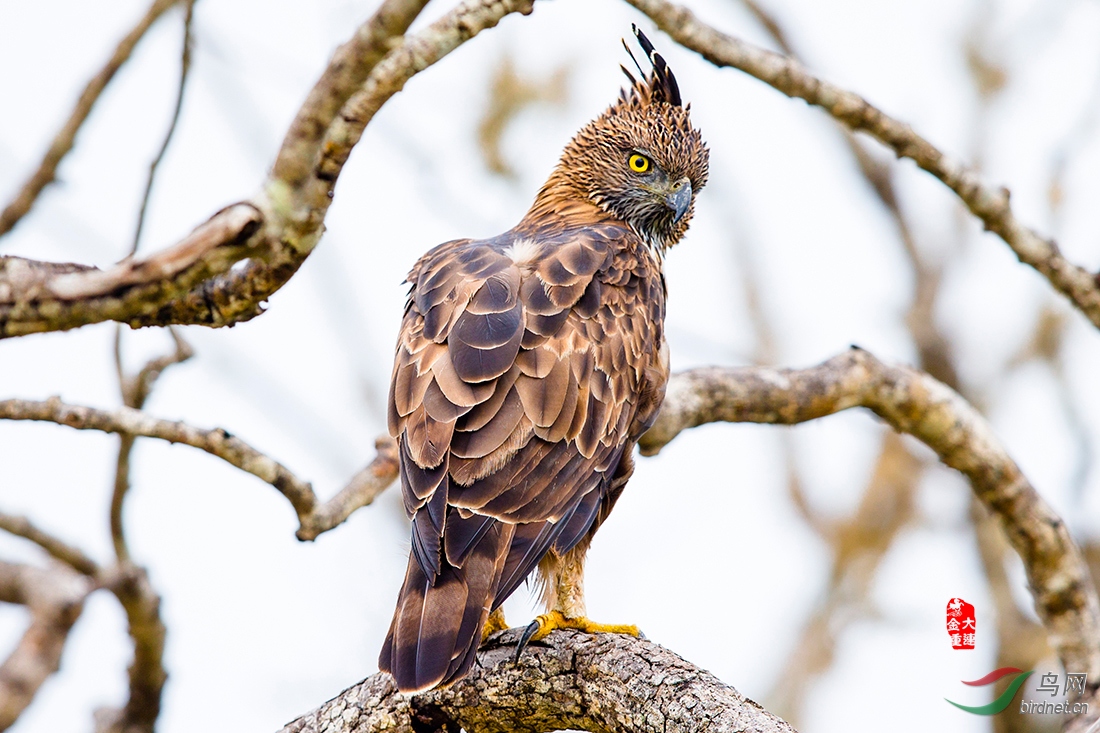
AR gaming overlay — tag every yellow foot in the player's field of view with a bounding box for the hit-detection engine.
[515,610,640,660]
[481,607,508,643]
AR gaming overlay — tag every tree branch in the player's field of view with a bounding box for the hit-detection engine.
[94,330,192,733]
[111,327,194,563]
[0,0,185,238]
[0,0,536,339]
[0,396,315,512]
[638,347,1100,704]
[295,436,398,541]
[0,512,100,577]
[0,560,90,729]
[129,0,198,256]
[0,397,398,541]
[286,347,1100,730]
[624,0,1100,330]
[280,630,796,733]
[0,202,264,337]
[93,564,167,733]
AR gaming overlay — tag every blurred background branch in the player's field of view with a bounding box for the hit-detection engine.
[0,0,186,239]
[641,348,1100,712]
[0,560,89,729]
[0,0,535,338]
[627,0,1100,331]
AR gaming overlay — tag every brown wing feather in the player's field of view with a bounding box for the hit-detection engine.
[382,222,669,693]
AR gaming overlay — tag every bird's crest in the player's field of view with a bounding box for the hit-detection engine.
[619,24,682,108]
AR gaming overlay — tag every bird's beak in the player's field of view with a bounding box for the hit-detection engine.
[665,178,692,223]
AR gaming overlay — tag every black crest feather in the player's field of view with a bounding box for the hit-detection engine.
[622,24,682,107]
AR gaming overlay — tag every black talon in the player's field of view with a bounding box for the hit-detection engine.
[515,619,542,662]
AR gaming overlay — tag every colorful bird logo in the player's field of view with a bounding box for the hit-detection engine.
[946,667,1034,715]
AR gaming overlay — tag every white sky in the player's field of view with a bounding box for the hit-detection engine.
[2,0,1100,731]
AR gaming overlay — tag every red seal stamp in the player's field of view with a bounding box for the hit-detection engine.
[946,598,976,649]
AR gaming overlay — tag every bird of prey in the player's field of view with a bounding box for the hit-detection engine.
[379,25,709,693]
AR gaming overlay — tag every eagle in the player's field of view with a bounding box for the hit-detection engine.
[379,26,709,693]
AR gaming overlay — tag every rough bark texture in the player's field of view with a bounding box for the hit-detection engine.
[0,203,263,337]
[280,630,796,733]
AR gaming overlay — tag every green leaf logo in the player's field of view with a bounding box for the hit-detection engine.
[945,668,1034,715]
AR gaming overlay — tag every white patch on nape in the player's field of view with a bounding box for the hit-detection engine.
[503,237,541,267]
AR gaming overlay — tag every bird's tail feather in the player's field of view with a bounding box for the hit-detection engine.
[379,518,513,692]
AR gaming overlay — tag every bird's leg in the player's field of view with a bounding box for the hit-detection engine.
[480,607,508,642]
[515,547,640,660]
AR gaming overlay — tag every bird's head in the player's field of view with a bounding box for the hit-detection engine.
[546,25,709,250]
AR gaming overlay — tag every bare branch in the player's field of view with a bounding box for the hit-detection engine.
[0,513,99,577]
[0,560,90,728]
[0,203,263,337]
[269,0,431,196]
[111,328,193,563]
[130,0,198,256]
[281,630,795,733]
[0,0,537,339]
[295,436,398,541]
[93,564,167,733]
[768,431,921,724]
[0,397,397,541]
[0,396,317,517]
[625,0,1100,330]
[308,0,537,210]
[0,0,184,238]
[638,347,1100,697]
[971,500,1052,733]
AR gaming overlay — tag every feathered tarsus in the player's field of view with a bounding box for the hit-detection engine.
[379,26,709,693]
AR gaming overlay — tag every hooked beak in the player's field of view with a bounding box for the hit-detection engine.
[665,178,692,223]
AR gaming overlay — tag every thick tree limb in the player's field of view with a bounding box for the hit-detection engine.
[638,347,1100,705]
[625,0,1100,330]
[280,349,1100,730]
[0,560,90,729]
[269,0,431,197]
[0,0,535,339]
[0,0,184,238]
[280,630,796,733]
[0,397,398,540]
[0,203,263,337]
[312,0,537,199]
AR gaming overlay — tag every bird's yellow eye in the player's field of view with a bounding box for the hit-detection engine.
[628,153,651,173]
